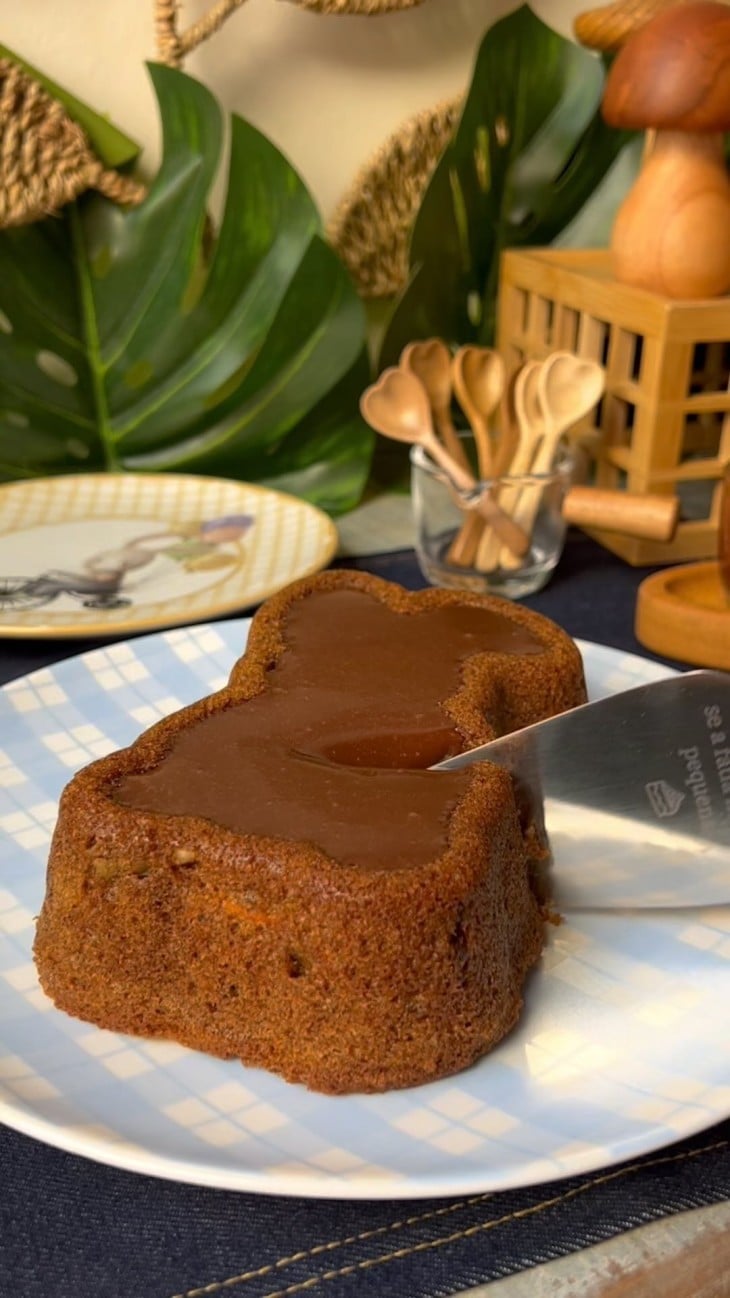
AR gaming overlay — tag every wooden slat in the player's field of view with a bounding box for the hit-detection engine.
[496,248,729,562]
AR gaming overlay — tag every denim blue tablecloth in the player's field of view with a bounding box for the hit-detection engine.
[3,1119,728,1298]
[2,533,728,1298]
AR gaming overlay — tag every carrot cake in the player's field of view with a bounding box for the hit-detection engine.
[34,571,586,1093]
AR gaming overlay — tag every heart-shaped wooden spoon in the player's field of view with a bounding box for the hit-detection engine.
[446,348,508,566]
[400,339,469,471]
[538,354,606,457]
[452,346,506,479]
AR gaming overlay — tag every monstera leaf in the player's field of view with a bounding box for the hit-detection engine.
[379,5,638,366]
[0,64,372,513]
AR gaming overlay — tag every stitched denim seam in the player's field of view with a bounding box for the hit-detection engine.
[170,1136,728,1298]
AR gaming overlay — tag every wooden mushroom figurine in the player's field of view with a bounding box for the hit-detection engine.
[601,1,730,298]
[574,0,691,52]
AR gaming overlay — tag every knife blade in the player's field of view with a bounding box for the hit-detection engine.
[432,670,730,910]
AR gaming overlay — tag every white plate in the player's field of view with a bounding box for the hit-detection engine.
[0,474,337,638]
[1,628,728,1200]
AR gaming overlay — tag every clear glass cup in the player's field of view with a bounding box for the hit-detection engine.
[410,437,574,599]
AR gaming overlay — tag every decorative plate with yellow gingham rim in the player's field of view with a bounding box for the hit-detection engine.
[0,473,338,638]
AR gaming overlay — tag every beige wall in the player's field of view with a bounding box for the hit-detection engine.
[4,1,584,219]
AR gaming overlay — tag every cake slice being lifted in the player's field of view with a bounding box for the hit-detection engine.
[34,572,586,1094]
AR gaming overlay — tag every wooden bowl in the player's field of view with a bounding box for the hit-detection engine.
[635,560,730,668]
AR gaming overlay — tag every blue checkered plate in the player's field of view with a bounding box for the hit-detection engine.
[1,624,728,1199]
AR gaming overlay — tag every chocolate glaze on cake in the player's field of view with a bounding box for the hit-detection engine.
[115,590,545,870]
[34,572,586,1094]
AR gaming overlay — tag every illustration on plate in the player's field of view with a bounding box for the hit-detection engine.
[0,514,255,612]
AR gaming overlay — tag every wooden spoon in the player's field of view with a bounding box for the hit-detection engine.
[539,354,606,457]
[476,359,544,571]
[499,353,606,570]
[452,346,506,478]
[359,368,529,558]
[400,339,470,471]
[446,348,508,566]
[452,374,523,570]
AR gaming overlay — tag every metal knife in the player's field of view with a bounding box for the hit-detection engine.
[432,670,730,910]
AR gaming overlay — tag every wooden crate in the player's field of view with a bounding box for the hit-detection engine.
[497,248,730,565]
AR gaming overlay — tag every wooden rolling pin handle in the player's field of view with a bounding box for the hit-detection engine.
[563,486,679,542]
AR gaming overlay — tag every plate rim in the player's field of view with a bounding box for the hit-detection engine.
[4,1087,723,1202]
[0,472,339,640]
[3,631,728,1201]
